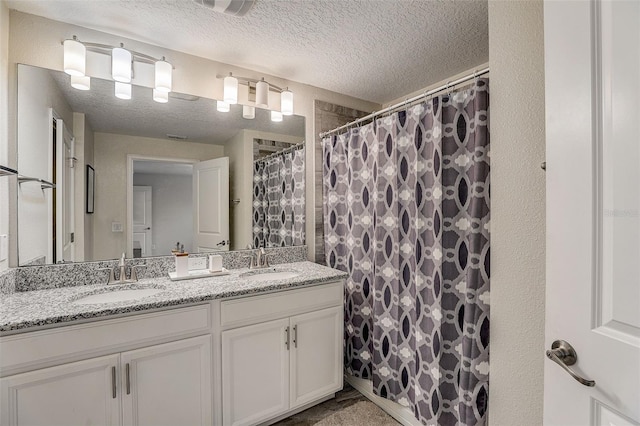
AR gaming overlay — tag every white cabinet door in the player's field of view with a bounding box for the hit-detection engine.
[290,306,343,408]
[121,335,212,426]
[0,354,120,426]
[222,318,290,426]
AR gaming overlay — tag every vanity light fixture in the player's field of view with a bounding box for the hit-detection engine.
[271,110,283,122]
[242,105,255,119]
[70,75,90,91]
[256,78,269,108]
[224,73,239,104]
[155,58,172,93]
[115,82,132,100]
[112,45,132,83]
[61,36,174,103]
[153,89,169,103]
[63,36,86,77]
[217,100,230,112]
[281,88,294,115]
[217,73,294,118]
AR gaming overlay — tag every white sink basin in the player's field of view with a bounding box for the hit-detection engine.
[73,288,164,305]
[240,271,299,282]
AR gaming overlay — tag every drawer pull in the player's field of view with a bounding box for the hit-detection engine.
[285,326,290,350]
[126,363,131,395]
[293,325,298,348]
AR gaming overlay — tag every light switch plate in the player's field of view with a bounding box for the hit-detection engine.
[0,234,7,262]
[111,222,123,233]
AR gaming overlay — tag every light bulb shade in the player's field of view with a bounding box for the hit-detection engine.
[271,110,283,122]
[115,82,132,100]
[217,100,230,112]
[256,79,269,108]
[153,89,169,103]
[224,74,238,104]
[242,105,255,119]
[112,47,132,83]
[281,89,294,115]
[155,60,172,93]
[63,39,86,77]
[70,75,90,91]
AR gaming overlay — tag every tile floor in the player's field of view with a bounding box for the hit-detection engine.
[273,383,400,425]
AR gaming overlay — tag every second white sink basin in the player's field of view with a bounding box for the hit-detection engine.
[240,271,299,282]
[73,288,164,305]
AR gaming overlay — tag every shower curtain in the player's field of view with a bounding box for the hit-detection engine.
[253,146,306,248]
[323,79,490,425]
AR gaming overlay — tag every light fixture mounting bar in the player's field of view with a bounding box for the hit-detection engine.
[61,39,170,66]
[217,74,285,92]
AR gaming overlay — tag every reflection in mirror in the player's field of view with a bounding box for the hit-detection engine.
[17,64,305,266]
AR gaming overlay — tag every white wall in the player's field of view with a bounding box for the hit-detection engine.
[0,0,10,271]
[224,129,304,251]
[92,132,223,260]
[133,173,193,256]
[16,65,73,265]
[488,1,546,424]
[4,11,381,265]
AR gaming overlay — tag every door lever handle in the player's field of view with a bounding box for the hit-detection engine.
[546,340,595,387]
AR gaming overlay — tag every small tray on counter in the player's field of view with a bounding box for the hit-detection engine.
[168,268,230,281]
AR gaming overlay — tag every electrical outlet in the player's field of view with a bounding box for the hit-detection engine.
[189,257,207,270]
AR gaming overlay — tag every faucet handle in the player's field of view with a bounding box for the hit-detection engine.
[131,264,147,282]
[241,255,256,269]
[98,267,115,285]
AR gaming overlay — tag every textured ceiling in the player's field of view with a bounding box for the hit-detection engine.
[7,0,489,104]
[43,66,306,144]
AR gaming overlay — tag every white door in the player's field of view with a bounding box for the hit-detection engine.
[55,118,75,263]
[222,318,290,426]
[290,307,343,408]
[544,1,640,425]
[0,354,121,426]
[121,336,212,426]
[132,186,153,257]
[193,157,230,252]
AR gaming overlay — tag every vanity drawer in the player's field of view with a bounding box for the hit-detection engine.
[0,304,211,376]
[220,281,343,329]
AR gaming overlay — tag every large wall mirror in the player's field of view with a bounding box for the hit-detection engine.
[16,64,306,266]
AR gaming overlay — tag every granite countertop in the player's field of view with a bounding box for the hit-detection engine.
[0,261,347,334]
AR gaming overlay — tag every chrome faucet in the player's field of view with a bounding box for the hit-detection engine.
[243,246,271,269]
[99,253,146,285]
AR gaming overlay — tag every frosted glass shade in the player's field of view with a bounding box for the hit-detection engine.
[155,60,172,93]
[63,39,86,77]
[115,82,132,100]
[281,89,293,115]
[224,73,238,104]
[70,75,90,91]
[242,105,255,119]
[112,47,132,83]
[153,89,169,103]
[271,110,283,122]
[217,100,230,112]
[256,79,269,108]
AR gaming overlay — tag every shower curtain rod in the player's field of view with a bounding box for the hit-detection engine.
[254,142,305,163]
[319,67,489,138]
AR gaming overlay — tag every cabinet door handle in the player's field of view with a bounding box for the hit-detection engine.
[111,366,116,399]
[285,326,290,350]
[126,363,131,395]
[293,325,298,348]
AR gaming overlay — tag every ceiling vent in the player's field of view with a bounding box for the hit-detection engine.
[193,0,256,16]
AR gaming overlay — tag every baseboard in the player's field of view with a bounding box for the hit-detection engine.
[345,375,422,426]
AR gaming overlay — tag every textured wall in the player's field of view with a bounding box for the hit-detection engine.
[487,1,547,424]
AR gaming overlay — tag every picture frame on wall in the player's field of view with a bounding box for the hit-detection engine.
[86,165,95,214]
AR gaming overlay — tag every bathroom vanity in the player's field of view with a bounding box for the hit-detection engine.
[0,261,346,426]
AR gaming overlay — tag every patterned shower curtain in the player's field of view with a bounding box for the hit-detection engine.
[323,79,490,425]
[253,146,306,248]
